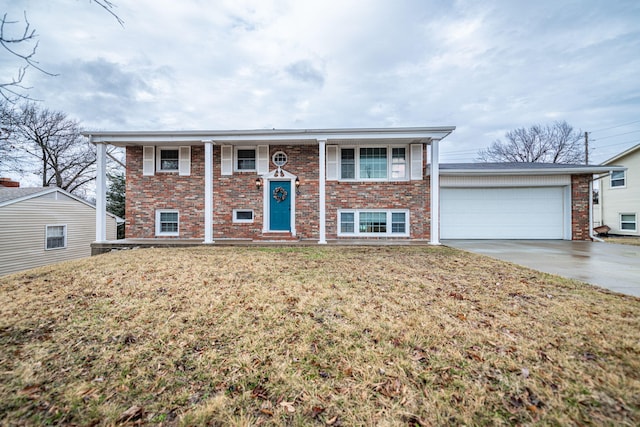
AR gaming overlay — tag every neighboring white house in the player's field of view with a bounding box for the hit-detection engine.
[599,144,640,236]
[0,184,121,276]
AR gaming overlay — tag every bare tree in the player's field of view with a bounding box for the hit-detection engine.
[478,121,586,164]
[3,102,96,195]
[1,2,122,102]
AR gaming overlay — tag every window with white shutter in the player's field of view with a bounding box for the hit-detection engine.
[410,144,423,180]
[179,146,191,176]
[221,145,233,175]
[326,145,338,180]
[143,146,155,176]
[257,145,269,174]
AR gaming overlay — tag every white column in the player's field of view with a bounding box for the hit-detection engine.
[430,140,441,245]
[95,141,107,242]
[318,139,327,244]
[203,141,214,244]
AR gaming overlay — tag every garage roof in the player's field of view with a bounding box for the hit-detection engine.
[439,162,626,176]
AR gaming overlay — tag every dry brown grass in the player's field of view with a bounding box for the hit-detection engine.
[1,246,639,426]
[603,236,640,246]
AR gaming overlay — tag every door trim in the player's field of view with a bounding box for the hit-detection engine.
[261,168,298,236]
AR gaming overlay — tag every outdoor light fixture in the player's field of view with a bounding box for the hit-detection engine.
[295,177,300,189]
[255,178,262,189]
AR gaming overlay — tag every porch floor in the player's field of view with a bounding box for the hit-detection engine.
[91,238,433,255]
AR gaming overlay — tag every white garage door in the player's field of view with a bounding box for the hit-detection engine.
[441,187,566,239]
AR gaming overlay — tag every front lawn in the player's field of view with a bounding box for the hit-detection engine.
[1,246,638,425]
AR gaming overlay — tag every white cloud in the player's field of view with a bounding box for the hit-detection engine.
[2,0,639,162]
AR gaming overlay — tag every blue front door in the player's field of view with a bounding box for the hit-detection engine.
[269,181,291,231]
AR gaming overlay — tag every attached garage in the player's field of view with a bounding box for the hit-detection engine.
[441,186,569,239]
[435,163,615,241]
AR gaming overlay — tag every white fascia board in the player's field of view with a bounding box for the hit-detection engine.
[601,143,640,165]
[84,126,456,146]
[437,166,627,176]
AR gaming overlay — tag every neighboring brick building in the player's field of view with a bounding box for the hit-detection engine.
[87,127,623,244]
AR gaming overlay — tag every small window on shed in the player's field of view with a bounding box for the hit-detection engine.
[46,225,66,250]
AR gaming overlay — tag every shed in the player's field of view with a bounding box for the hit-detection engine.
[0,186,121,276]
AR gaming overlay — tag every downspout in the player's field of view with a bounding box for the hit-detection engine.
[589,173,611,243]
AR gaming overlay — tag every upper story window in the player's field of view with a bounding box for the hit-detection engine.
[611,170,625,188]
[159,148,179,172]
[339,146,407,181]
[46,225,66,250]
[236,149,256,171]
[391,148,406,179]
[272,151,288,168]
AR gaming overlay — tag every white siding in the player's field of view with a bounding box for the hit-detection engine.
[601,151,640,235]
[441,174,571,188]
[0,196,117,276]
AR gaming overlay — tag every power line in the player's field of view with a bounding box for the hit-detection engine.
[593,139,640,149]
[592,129,640,141]
[590,119,640,134]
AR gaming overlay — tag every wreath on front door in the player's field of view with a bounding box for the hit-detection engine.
[272,186,288,203]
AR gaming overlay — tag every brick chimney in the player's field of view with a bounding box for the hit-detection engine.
[0,177,20,188]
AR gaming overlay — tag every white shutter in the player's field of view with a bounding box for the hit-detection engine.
[257,145,269,174]
[179,146,191,176]
[411,144,423,180]
[326,145,338,180]
[143,146,155,176]
[221,145,233,175]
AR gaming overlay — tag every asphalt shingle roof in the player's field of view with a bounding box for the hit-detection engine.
[0,187,50,204]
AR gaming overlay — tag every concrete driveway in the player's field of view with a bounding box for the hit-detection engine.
[443,240,640,297]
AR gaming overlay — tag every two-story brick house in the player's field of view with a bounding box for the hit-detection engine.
[87,127,623,246]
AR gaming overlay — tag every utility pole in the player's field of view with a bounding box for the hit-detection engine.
[584,131,589,165]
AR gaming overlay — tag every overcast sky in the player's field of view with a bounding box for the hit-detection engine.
[3,0,640,164]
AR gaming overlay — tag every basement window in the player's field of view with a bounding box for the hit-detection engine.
[233,209,254,223]
[338,210,409,237]
[620,213,637,231]
[156,210,179,236]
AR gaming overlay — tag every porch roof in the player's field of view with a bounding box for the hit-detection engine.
[83,126,456,147]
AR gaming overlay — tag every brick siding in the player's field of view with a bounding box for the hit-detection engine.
[571,174,591,241]
[125,146,592,241]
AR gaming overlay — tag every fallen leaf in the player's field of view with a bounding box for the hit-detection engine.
[280,401,295,413]
[118,405,144,422]
[311,406,325,417]
[19,385,41,398]
[326,416,338,425]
